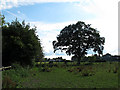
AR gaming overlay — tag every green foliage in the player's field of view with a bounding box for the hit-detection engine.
[2,76,17,88]
[2,62,118,88]
[11,62,22,69]
[2,63,30,88]
[2,18,44,66]
[84,56,97,63]
[112,66,118,73]
[81,70,89,76]
[53,21,105,64]
[81,68,95,76]
[44,67,52,72]
[38,65,52,72]
[4,63,30,79]
[68,65,95,76]
[0,14,5,26]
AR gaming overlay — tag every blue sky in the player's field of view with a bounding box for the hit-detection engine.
[0,0,119,59]
[2,2,96,22]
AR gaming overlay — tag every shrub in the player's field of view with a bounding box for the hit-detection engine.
[87,56,96,62]
[11,62,29,78]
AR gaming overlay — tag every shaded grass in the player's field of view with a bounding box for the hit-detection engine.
[2,62,119,88]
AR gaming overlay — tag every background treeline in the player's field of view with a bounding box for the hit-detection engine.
[2,16,44,66]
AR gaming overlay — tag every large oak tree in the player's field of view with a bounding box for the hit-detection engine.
[53,21,105,64]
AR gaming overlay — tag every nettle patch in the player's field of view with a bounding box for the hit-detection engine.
[68,66,95,76]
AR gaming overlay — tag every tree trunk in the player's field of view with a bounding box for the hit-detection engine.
[77,56,81,65]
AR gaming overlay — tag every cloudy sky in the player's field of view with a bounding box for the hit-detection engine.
[0,0,119,60]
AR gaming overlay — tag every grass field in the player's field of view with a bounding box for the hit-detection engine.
[2,62,119,88]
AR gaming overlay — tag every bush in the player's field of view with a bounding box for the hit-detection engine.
[88,56,96,62]
[11,62,29,78]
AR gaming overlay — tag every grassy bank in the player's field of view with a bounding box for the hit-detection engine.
[2,62,119,88]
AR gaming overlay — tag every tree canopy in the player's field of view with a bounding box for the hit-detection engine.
[53,21,105,64]
[2,18,44,66]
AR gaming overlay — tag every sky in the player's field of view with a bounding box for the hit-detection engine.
[0,0,119,60]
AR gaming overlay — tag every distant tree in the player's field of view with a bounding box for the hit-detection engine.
[53,21,105,65]
[2,18,44,66]
[103,53,112,57]
[57,57,62,60]
[87,56,96,62]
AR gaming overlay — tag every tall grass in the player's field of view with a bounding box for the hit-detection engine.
[2,61,119,88]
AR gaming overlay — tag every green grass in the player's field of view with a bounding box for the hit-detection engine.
[2,62,119,88]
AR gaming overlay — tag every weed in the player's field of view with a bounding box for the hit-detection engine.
[39,66,52,72]
[81,70,89,76]
[113,67,118,73]
[81,69,95,76]
[76,66,84,72]
[2,76,17,88]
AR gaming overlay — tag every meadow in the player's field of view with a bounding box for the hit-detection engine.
[2,61,119,88]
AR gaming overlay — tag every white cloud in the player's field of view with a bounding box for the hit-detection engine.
[30,17,118,60]
[84,0,118,55]
[33,0,118,58]
[74,0,119,55]
[30,21,76,31]
[45,53,72,60]
[30,13,118,59]
[84,17,118,55]
[30,21,77,60]
[17,11,20,14]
